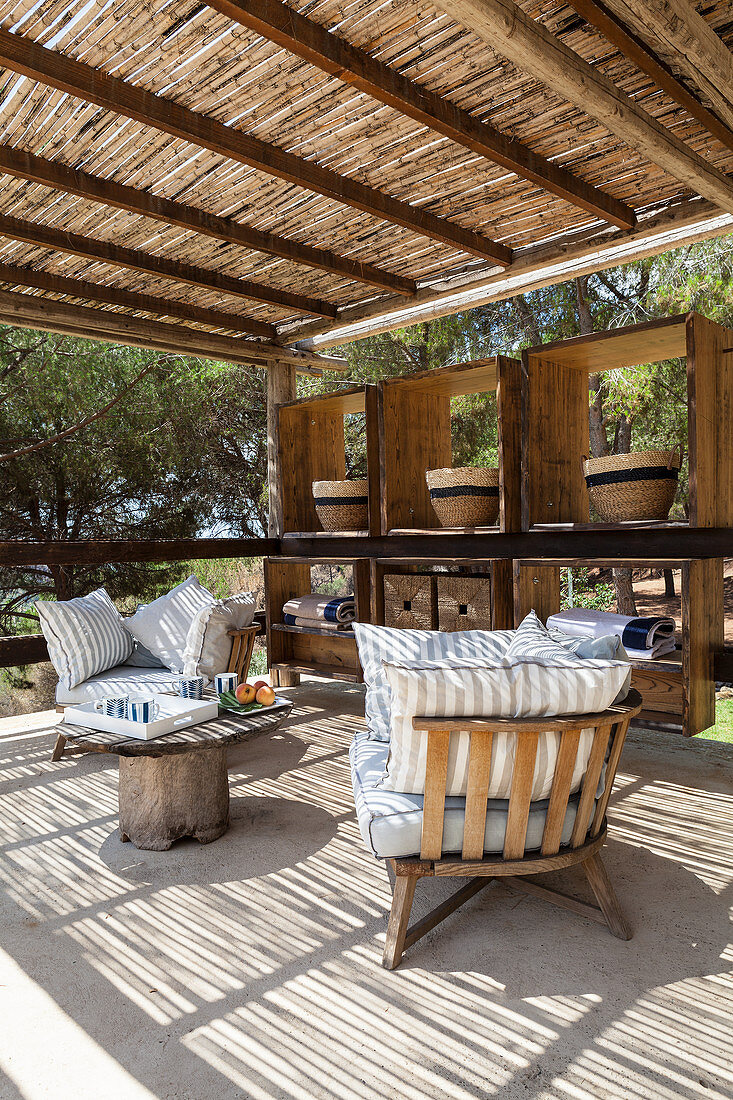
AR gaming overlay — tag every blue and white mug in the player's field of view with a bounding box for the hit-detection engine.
[176,676,205,700]
[214,671,238,695]
[94,695,129,718]
[128,697,160,723]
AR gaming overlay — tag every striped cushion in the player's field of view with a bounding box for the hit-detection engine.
[37,588,133,689]
[352,623,514,741]
[504,609,584,663]
[379,658,631,796]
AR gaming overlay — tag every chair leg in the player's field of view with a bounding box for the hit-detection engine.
[51,733,67,761]
[383,873,418,970]
[582,852,632,940]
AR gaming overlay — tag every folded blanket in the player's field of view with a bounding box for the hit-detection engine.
[547,609,676,650]
[282,594,355,623]
[623,637,677,661]
[283,614,353,631]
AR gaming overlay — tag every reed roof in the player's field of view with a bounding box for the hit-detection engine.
[0,0,730,361]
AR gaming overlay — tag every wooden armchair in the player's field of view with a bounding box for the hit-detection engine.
[383,689,642,969]
[226,624,260,683]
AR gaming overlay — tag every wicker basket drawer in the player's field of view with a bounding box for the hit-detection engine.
[436,575,492,632]
[383,574,436,629]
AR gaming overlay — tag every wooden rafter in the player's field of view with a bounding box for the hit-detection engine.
[0,145,416,297]
[0,28,512,266]
[600,0,733,133]
[208,0,636,230]
[438,0,733,215]
[0,262,275,338]
[0,212,335,318]
[0,288,346,371]
[565,0,733,152]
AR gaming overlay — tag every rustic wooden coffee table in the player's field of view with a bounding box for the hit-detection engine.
[52,700,293,851]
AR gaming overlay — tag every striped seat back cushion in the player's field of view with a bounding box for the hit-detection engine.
[380,657,632,797]
[37,588,133,689]
[353,623,514,741]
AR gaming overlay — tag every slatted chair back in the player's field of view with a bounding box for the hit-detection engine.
[416,690,643,862]
[227,624,260,683]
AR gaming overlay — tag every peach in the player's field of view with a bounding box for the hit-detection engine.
[255,685,276,706]
[252,680,268,692]
[235,682,256,704]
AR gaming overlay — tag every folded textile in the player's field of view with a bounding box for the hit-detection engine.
[547,608,676,650]
[283,614,353,631]
[623,637,678,661]
[282,593,355,623]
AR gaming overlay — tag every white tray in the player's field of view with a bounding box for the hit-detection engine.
[62,694,219,740]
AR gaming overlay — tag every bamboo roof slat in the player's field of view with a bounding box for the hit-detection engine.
[0,0,729,350]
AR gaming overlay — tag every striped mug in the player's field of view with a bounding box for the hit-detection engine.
[128,697,160,723]
[176,676,205,700]
[94,695,129,718]
[214,671,238,695]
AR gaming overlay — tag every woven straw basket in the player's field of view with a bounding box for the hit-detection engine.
[312,479,368,531]
[582,447,682,522]
[383,574,435,629]
[425,466,500,527]
[436,575,492,631]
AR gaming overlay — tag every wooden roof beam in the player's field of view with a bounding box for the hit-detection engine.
[0,28,511,266]
[0,288,346,372]
[0,145,416,297]
[208,0,636,231]
[565,0,733,152]
[439,0,733,216]
[0,262,276,338]
[600,0,733,134]
[0,212,336,318]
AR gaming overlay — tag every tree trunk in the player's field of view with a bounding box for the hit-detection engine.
[613,568,637,615]
[664,569,676,597]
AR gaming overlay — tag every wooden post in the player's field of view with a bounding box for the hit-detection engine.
[267,361,296,537]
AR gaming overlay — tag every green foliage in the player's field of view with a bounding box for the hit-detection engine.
[561,569,615,612]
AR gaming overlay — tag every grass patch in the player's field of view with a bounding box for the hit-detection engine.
[695,699,733,743]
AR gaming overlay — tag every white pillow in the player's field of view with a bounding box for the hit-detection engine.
[36,588,133,689]
[125,575,214,672]
[380,657,632,796]
[352,623,514,741]
[183,592,256,680]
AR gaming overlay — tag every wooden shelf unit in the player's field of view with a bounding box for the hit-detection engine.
[378,356,522,534]
[264,556,371,684]
[277,385,380,537]
[521,313,733,532]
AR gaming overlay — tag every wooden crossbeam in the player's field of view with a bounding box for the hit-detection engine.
[0,28,511,266]
[566,0,733,152]
[0,212,335,318]
[601,0,733,133]
[439,0,733,216]
[0,145,416,296]
[0,288,346,372]
[0,262,274,338]
[208,0,636,230]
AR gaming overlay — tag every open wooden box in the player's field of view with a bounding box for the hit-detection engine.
[378,356,522,534]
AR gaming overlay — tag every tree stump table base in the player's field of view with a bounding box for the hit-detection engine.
[53,698,293,851]
[118,748,230,851]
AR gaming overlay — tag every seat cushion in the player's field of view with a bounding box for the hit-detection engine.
[352,623,514,741]
[350,732,582,860]
[55,665,192,705]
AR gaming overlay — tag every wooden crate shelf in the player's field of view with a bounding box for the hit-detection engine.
[379,356,522,535]
[277,385,380,537]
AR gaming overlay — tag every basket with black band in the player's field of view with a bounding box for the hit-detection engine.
[312,479,368,531]
[582,447,683,522]
[425,466,500,527]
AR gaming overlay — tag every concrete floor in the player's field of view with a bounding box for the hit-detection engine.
[0,681,731,1100]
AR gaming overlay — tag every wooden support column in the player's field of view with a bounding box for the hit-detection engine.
[267,361,297,537]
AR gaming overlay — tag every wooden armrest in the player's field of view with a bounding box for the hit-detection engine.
[412,690,643,734]
[226,624,260,638]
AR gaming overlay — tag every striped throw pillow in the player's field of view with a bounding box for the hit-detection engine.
[353,623,514,741]
[379,658,632,796]
[37,588,133,689]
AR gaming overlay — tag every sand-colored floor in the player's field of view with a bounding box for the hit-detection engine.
[1,681,731,1100]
